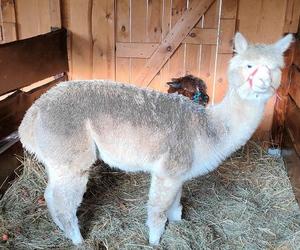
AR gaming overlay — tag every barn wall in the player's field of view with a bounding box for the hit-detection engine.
[0,0,299,140]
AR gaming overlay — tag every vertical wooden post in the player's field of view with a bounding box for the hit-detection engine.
[0,0,17,43]
[271,44,295,148]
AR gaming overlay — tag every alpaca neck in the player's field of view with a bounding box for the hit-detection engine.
[211,87,266,145]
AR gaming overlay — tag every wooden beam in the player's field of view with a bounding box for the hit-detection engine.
[116,42,159,58]
[92,0,115,80]
[0,75,66,138]
[0,28,68,95]
[0,0,17,43]
[49,0,62,29]
[290,65,300,109]
[286,96,300,156]
[183,28,217,45]
[117,28,219,58]
[134,0,215,86]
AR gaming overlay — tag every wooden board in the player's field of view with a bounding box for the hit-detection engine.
[0,29,68,95]
[0,0,17,43]
[0,75,66,138]
[168,0,187,82]
[286,96,300,156]
[116,42,158,58]
[184,28,217,44]
[92,0,115,80]
[130,0,147,85]
[49,0,62,29]
[200,0,220,103]
[67,0,92,79]
[290,65,300,109]
[134,0,215,86]
[159,0,172,89]
[282,128,300,205]
[238,0,287,43]
[116,0,130,82]
[146,0,163,88]
[284,0,300,33]
[14,0,52,39]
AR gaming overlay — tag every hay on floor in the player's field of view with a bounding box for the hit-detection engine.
[0,141,300,249]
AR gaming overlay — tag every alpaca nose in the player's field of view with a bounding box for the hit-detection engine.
[257,65,271,86]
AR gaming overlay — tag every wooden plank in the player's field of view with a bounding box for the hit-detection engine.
[0,76,66,138]
[15,0,51,39]
[218,19,235,53]
[116,42,159,58]
[183,0,202,85]
[238,0,287,43]
[168,0,187,81]
[147,0,163,89]
[286,96,300,156]
[294,40,300,69]
[60,0,72,79]
[0,29,68,95]
[284,0,300,33]
[92,0,115,80]
[49,0,62,29]
[116,0,130,83]
[185,43,200,76]
[290,65,300,109]
[159,0,172,90]
[200,0,219,102]
[214,53,232,103]
[134,0,215,86]
[68,0,92,79]
[184,28,217,44]
[282,128,300,205]
[221,0,238,19]
[0,0,17,43]
[130,0,147,85]
[146,0,162,43]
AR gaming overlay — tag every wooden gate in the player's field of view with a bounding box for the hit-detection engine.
[115,0,237,104]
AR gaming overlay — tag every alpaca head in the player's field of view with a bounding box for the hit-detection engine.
[228,32,293,102]
[167,75,209,106]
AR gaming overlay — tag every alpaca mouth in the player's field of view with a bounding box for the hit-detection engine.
[253,86,270,93]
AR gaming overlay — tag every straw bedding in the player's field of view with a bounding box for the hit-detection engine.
[0,141,300,249]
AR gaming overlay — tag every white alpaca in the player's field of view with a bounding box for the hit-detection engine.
[18,32,293,245]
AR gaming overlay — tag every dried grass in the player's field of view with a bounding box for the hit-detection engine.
[0,141,300,249]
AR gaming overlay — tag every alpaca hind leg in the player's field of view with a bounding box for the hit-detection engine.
[44,168,89,245]
[147,175,182,245]
[167,187,182,222]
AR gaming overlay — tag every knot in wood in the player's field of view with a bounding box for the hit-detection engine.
[190,32,196,38]
[167,46,172,52]
[121,26,126,32]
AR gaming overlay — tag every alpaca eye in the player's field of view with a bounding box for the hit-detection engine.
[247,65,252,68]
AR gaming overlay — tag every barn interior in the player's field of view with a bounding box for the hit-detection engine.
[0,0,300,249]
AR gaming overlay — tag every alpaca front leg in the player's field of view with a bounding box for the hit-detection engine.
[147,175,182,245]
[167,187,182,222]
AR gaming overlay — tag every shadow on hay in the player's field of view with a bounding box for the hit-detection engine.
[78,160,123,237]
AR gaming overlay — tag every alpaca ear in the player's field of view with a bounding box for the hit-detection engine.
[234,32,248,54]
[167,82,181,88]
[273,34,294,54]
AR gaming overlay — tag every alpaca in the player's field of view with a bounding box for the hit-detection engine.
[18,32,293,245]
[167,75,209,106]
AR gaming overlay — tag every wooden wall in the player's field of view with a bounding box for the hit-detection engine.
[0,0,299,139]
[59,0,237,104]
